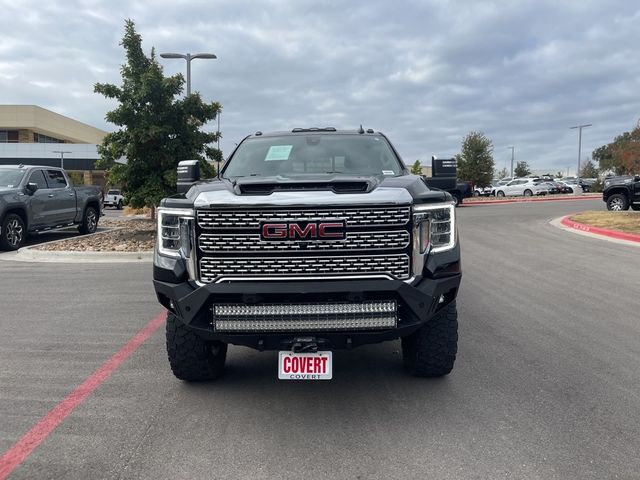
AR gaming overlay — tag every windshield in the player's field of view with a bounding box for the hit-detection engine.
[0,169,25,188]
[108,190,120,195]
[223,134,403,178]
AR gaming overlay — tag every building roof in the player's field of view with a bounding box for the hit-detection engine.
[0,105,107,144]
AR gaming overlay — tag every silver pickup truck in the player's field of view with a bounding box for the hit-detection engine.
[0,165,103,250]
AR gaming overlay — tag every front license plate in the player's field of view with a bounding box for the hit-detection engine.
[278,351,332,380]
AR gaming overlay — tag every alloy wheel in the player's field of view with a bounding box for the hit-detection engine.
[610,198,624,211]
[87,209,97,232]
[6,218,23,247]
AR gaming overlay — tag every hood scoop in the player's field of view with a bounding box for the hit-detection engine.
[235,177,374,195]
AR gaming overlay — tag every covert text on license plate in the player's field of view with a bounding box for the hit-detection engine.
[278,351,332,380]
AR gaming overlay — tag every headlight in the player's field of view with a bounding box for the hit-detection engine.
[157,207,194,258]
[413,203,456,254]
[411,202,456,277]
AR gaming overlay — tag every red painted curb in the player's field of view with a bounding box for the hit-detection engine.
[0,311,166,480]
[560,216,640,243]
[463,195,601,206]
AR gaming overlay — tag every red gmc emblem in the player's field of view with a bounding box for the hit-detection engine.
[261,220,346,241]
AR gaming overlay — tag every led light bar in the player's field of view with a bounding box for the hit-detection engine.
[213,301,398,332]
[214,301,396,317]
[215,316,397,332]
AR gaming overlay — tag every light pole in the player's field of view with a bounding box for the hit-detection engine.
[159,52,217,96]
[570,124,592,183]
[52,150,72,170]
[508,146,515,178]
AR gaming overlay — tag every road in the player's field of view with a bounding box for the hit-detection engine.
[2,198,640,479]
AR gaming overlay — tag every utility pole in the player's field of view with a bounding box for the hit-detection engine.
[570,124,592,184]
[508,146,515,178]
[52,150,72,170]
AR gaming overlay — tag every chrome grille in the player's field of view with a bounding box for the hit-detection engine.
[199,254,410,283]
[199,230,410,252]
[197,207,410,229]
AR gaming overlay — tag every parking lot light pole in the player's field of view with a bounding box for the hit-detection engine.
[570,124,592,184]
[508,146,515,178]
[52,150,72,170]
[159,52,217,96]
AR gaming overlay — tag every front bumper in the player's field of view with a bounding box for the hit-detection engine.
[153,259,461,350]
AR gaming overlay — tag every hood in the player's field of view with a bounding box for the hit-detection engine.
[232,173,380,195]
[160,173,451,209]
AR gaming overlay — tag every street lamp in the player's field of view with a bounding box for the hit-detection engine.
[159,52,217,96]
[570,124,592,183]
[508,146,515,178]
[52,150,72,170]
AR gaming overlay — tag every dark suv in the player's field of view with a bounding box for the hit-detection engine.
[153,129,461,381]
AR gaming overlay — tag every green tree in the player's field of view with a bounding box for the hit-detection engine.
[94,20,222,215]
[579,158,598,178]
[456,131,495,187]
[593,127,640,175]
[496,167,508,179]
[555,171,564,178]
[410,160,422,175]
[514,161,531,177]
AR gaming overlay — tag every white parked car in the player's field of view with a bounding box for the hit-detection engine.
[493,178,549,197]
[557,181,582,194]
[103,189,124,209]
[473,184,494,196]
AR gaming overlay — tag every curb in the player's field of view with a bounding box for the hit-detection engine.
[463,194,601,206]
[0,248,153,263]
[560,215,640,243]
[0,227,153,263]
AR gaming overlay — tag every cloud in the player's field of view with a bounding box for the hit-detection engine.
[1,0,639,174]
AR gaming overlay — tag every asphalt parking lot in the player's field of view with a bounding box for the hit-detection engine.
[2,198,640,479]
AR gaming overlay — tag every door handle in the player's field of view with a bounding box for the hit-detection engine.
[69,193,74,196]
[48,194,54,198]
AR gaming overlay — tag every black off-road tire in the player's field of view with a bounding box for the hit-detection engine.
[117,200,123,210]
[0,213,26,251]
[166,313,227,381]
[401,301,458,377]
[452,193,462,207]
[78,206,99,234]
[606,194,629,211]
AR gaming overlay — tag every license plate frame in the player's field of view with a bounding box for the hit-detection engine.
[278,351,332,380]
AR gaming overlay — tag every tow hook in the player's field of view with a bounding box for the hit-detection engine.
[291,337,318,353]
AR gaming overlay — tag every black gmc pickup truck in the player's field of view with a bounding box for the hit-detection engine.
[0,165,102,250]
[153,128,461,381]
[603,175,640,211]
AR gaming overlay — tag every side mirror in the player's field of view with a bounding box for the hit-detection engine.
[25,182,38,194]
[635,175,640,182]
[177,160,200,194]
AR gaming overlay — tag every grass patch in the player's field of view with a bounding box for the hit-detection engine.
[570,211,640,234]
[123,206,152,216]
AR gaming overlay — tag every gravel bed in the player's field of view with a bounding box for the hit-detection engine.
[34,219,156,252]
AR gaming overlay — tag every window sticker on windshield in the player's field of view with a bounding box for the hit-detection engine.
[265,145,293,161]
[382,170,395,175]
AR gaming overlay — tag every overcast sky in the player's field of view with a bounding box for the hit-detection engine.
[1,0,639,174]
